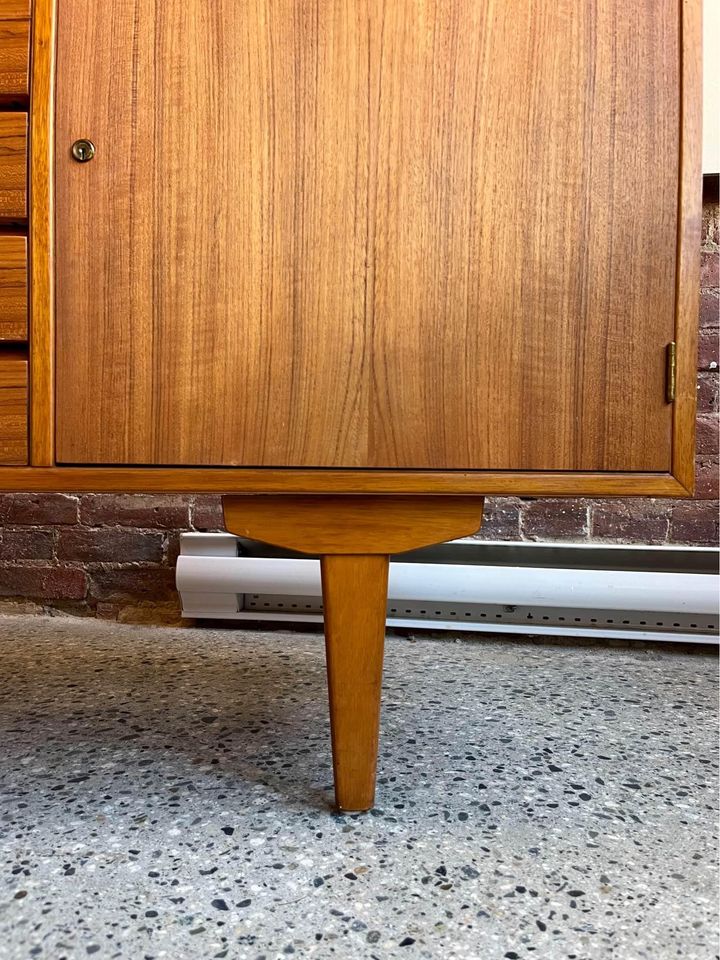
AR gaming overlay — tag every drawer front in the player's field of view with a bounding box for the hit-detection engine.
[0,357,27,463]
[0,1,30,18]
[0,234,26,339]
[0,111,27,219]
[0,20,30,101]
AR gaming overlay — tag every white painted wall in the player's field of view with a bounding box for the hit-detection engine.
[705,0,720,173]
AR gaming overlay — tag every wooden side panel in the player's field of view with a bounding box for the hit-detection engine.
[55,1,682,471]
[0,234,26,338]
[0,357,27,462]
[0,19,29,101]
[0,112,27,219]
[672,0,703,493]
[28,0,56,465]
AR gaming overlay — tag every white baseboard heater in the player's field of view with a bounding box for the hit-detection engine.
[177,534,719,644]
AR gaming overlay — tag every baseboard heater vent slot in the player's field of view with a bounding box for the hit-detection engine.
[177,534,719,644]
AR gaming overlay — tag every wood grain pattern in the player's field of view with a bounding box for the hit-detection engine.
[0,112,26,219]
[56,0,368,466]
[0,19,29,101]
[0,467,692,496]
[28,0,56,464]
[369,0,678,471]
[322,554,387,811]
[223,495,484,553]
[0,233,26,338]
[55,0,683,472]
[673,0,703,493]
[0,357,27,462]
[0,1,30,19]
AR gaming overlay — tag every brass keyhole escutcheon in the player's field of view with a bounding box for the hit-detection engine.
[71,139,95,162]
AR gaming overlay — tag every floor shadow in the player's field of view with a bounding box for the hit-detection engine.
[0,620,336,812]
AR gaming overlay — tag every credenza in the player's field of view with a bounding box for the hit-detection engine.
[0,0,702,810]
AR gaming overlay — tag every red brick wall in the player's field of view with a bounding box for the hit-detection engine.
[0,202,717,621]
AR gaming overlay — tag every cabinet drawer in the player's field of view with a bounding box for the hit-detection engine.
[0,20,29,101]
[0,234,26,339]
[0,357,27,463]
[0,112,27,219]
[0,2,30,18]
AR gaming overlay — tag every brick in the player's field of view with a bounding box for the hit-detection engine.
[0,493,78,525]
[697,373,719,414]
[696,415,720,457]
[79,494,189,529]
[700,250,719,289]
[191,496,225,531]
[57,527,164,563]
[669,501,720,546]
[0,565,87,600]
[0,599,47,617]
[700,291,720,329]
[521,499,589,541]
[116,600,183,625]
[698,329,719,371]
[0,528,55,561]
[473,497,521,541]
[695,458,720,499]
[88,566,178,602]
[163,531,182,565]
[591,499,671,544]
[95,602,119,620]
[702,201,719,246]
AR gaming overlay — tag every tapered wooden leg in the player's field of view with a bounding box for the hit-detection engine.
[223,494,484,812]
[321,554,388,812]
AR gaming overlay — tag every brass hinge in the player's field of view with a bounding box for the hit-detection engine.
[665,342,677,403]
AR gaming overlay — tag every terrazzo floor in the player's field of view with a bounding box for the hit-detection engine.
[0,615,717,960]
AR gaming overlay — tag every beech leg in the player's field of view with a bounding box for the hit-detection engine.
[223,494,484,811]
[321,554,388,811]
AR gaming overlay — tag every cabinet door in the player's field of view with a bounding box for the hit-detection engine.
[55,0,680,470]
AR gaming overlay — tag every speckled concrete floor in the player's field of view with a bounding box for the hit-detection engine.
[0,616,717,960]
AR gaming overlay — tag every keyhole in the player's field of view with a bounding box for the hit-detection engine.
[71,139,96,163]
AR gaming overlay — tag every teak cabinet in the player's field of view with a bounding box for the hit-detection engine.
[0,0,702,810]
